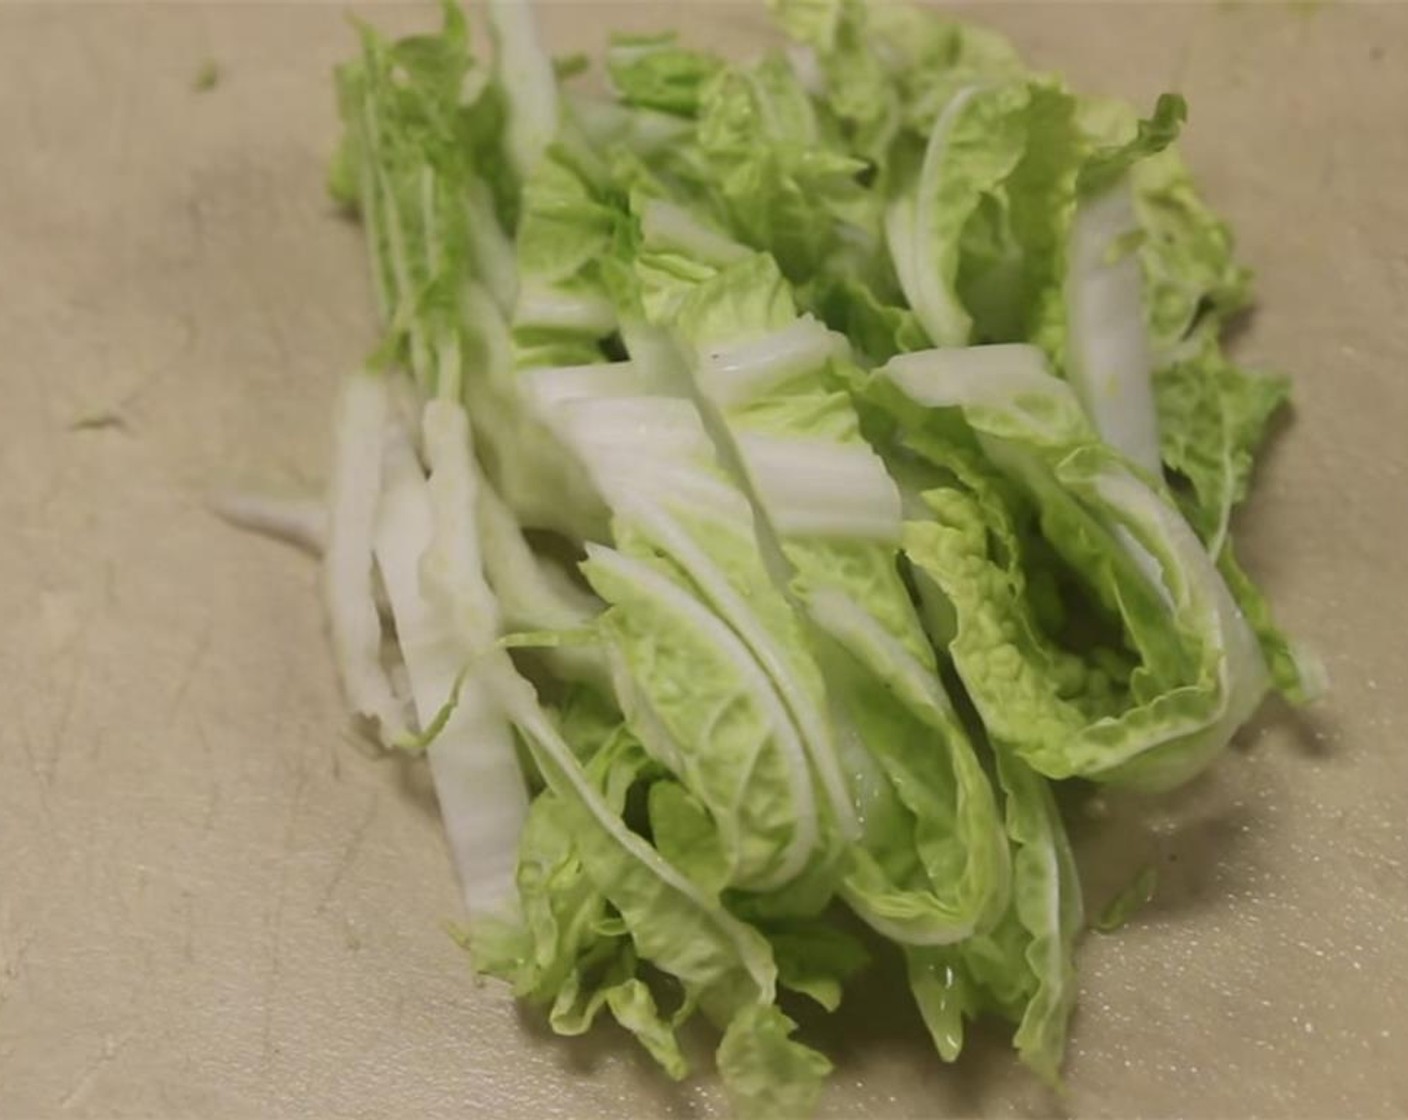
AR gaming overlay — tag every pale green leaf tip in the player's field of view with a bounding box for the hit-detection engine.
[1093,863,1159,933]
[193,59,220,92]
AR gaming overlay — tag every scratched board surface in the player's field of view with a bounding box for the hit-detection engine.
[1,3,1406,1116]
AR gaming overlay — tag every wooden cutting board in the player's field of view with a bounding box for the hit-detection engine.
[2,2,1405,1116]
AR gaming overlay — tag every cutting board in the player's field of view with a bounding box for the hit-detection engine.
[2,2,1406,1116]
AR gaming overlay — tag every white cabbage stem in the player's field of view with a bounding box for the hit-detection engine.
[210,491,327,555]
[373,408,528,921]
[487,0,558,182]
[736,434,902,543]
[323,370,409,743]
[696,317,845,410]
[1066,179,1163,476]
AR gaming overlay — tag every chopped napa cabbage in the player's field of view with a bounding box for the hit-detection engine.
[294,2,1319,1114]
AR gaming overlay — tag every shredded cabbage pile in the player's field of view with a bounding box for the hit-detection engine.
[297,1,1323,1113]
